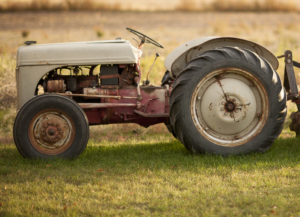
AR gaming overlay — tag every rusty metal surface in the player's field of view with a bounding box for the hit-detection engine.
[79,103,136,109]
[58,92,121,99]
[282,51,299,102]
[134,110,168,118]
[28,109,75,155]
[47,79,66,93]
[100,74,120,79]
[119,65,138,87]
[27,58,169,128]
[290,112,300,137]
[82,86,169,127]
[292,92,300,105]
[76,76,98,90]
[279,50,300,111]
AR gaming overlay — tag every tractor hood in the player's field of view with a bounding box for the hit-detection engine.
[17,39,140,67]
[165,37,279,77]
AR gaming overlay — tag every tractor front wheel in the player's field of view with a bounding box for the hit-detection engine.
[14,94,89,159]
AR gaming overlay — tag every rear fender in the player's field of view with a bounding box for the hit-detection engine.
[165,37,278,78]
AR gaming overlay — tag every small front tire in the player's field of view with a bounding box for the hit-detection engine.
[14,94,89,159]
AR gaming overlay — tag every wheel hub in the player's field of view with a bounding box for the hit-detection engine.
[191,68,268,147]
[29,110,74,153]
[40,120,64,144]
[224,100,236,112]
[199,77,257,135]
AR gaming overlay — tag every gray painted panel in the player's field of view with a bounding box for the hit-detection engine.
[165,37,279,77]
[17,40,140,67]
[17,65,60,109]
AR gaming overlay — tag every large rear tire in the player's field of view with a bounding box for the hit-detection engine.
[170,47,286,155]
[14,94,89,159]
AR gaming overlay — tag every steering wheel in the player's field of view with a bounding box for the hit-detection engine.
[126,27,164,49]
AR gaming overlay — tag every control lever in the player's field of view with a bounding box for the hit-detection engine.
[144,52,160,85]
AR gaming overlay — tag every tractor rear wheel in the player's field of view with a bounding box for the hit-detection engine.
[14,94,89,159]
[170,47,286,155]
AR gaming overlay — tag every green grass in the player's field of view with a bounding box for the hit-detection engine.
[1,131,300,217]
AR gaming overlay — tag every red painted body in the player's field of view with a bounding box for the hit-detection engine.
[83,85,170,127]
[43,61,172,128]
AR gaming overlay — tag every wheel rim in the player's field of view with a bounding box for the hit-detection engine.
[28,109,75,155]
[191,68,269,147]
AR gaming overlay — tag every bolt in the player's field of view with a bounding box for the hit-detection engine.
[257,113,262,119]
[227,103,234,111]
[48,128,55,136]
[225,101,236,112]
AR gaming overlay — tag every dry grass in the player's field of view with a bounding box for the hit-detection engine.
[0,0,299,12]
[0,0,122,12]
[209,0,298,12]
[0,55,16,110]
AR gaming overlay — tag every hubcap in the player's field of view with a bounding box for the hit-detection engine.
[191,68,268,147]
[28,109,75,155]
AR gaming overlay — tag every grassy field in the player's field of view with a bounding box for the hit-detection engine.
[1,11,300,216]
[1,134,300,216]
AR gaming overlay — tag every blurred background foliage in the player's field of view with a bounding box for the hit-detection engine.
[0,0,299,12]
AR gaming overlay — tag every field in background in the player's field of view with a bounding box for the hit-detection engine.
[1,11,300,216]
[0,0,300,12]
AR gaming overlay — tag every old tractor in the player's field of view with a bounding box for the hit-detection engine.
[13,28,300,159]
